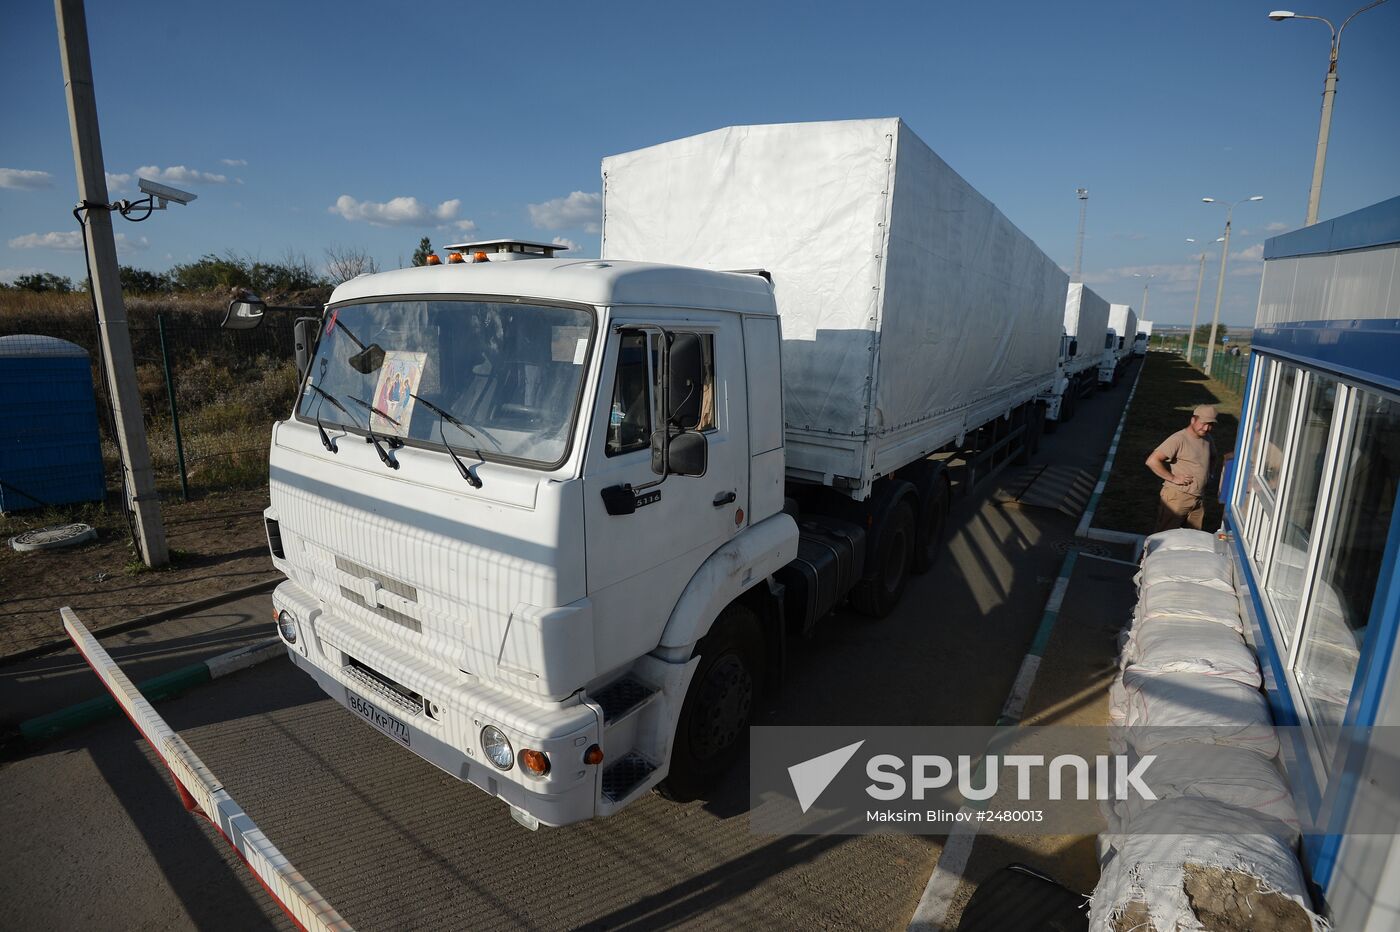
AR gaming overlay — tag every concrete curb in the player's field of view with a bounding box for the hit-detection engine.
[1074,360,1148,559]
[15,636,284,748]
[0,576,281,668]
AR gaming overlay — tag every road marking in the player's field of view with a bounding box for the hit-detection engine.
[908,547,1080,931]
[1074,361,1145,539]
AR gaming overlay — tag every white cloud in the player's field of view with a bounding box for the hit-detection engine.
[551,237,580,252]
[528,191,601,233]
[106,172,132,192]
[329,194,462,227]
[1233,243,1264,262]
[453,219,478,232]
[9,231,148,251]
[0,168,53,190]
[135,164,231,185]
[1,266,45,283]
[220,158,248,167]
[1265,221,1291,233]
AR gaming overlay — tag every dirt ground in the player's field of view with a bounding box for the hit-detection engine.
[0,488,276,660]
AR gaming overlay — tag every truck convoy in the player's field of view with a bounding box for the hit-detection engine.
[233,118,1067,829]
[1042,282,1112,429]
[1104,303,1138,386]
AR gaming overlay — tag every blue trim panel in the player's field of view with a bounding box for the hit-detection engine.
[1264,194,1400,260]
[1252,320,1400,394]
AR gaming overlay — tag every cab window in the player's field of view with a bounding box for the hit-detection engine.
[605,330,716,457]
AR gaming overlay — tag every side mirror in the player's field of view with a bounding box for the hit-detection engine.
[222,298,265,330]
[651,429,707,477]
[293,317,318,380]
[665,332,703,429]
[1068,338,1078,358]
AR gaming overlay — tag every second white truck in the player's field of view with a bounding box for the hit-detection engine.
[1104,303,1138,386]
[234,118,1067,828]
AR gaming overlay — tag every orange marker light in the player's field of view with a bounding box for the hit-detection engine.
[473,251,489,263]
[520,749,550,776]
[583,745,604,766]
[447,252,464,264]
[426,253,441,265]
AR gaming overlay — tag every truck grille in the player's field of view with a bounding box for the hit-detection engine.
[334,555,421,632]
[342,656,424,718]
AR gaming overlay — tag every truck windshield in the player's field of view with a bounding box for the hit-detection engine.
[296,298,594,468]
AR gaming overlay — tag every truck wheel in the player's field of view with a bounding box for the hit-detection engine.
[1062,387,1076,423]
[912,474,950,574]
[658,604,765,802]
[851,498,916,617]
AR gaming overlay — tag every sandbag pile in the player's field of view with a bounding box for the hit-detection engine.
[1091,529,1327,932]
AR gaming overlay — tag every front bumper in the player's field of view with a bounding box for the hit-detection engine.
[273,580,603,827]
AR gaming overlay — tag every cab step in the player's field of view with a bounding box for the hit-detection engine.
[593,675,657,724]
[601,751,658,803]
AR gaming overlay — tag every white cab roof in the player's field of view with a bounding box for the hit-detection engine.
[329,258,775,315]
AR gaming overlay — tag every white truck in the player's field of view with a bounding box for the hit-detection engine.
[1132,320,1153,357]
[1042,282,1111,429]
[229,118,1065,828]
[1103,303,1138,386]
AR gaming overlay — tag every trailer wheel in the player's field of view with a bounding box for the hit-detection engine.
[852,498,916,617]
[658,604,765,802]
[912,473,950,574]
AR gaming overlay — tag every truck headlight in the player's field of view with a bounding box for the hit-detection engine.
[481,725,513,770]
[276,609,298,644]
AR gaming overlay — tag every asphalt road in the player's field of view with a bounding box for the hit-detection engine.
[0,363,1140,931]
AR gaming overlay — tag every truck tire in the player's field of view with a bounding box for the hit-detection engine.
[851,497,916,617]
[912,472,950,574]
[658,604,765,802]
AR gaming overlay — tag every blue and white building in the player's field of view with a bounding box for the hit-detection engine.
[1229,194,1400,928]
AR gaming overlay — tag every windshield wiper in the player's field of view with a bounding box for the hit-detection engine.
[410,393,485,489]
[348,396,402,470]
[303,383,349,453]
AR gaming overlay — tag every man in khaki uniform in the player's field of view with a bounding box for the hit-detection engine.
[1146,404,1218,533]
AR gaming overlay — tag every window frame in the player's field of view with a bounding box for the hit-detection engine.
[600,325,720,460]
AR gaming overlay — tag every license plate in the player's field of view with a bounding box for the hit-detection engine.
[346,690,411,747]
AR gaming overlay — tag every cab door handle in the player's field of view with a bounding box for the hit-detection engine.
[713,491,737,507]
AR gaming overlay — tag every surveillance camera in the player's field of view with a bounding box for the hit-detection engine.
[138,177,198,206]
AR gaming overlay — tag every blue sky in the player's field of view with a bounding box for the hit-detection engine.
[3,0,1397,326]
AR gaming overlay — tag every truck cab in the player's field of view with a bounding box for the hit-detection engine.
[256,250,797,827]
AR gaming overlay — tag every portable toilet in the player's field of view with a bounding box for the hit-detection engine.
[0,334,106,512]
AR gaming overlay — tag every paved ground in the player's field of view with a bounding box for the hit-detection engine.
[0,362,1141,931]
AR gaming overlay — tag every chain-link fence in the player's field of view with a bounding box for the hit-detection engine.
[1152,334,1248,396]
[3,303,301,502]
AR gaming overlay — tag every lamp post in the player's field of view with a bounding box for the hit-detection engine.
[1133,272,1155,319]
[1072,187,1089,282]
[1269,2,1392,225]
[1185,236,1224,364]
[1201,196,1264,375]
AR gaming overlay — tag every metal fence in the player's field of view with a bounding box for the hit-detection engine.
[1152,334,1249,396]
[3,310,300,502]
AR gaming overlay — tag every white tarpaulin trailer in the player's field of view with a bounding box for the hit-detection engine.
[1108,304,1138,363]
[601,118,1065,493]
[1064,283,1112,377]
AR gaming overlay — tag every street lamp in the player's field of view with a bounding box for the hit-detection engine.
[1201,196,1264,375]
[1133,272,1155,319]
[1184,236,1225,364]
[1269,2,1393,225]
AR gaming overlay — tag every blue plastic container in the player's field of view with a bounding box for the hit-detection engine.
[0,334,106,512]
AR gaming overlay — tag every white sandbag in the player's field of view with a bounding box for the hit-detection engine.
[1108,672,1130,726]
[1124,670,1279,758]
[1142,528,1219,558]
[1122,618,1261,688]
[1135,549,1233,594]
[1140,581,1242,632]
[1116,744,1300,844]
[1089,797,1326,932]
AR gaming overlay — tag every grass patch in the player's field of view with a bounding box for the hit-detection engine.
[1095,352,1243,536]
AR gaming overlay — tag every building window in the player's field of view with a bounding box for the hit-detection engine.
[1295,390,1400,762]
[1265,373,1339,642]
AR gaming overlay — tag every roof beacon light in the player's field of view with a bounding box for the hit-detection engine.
[473,251,489,263]
[425,253,441,265]
[447,252,464,264]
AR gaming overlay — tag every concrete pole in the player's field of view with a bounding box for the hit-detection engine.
[55,0,168,567]
[1186,250,1208,362]
[1141,281,1151,318]
[1204,214,1233,377]
[1305,63,1339,225]
[1072,188,1089,282]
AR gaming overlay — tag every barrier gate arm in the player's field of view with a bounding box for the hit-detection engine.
[61,607,353,932]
